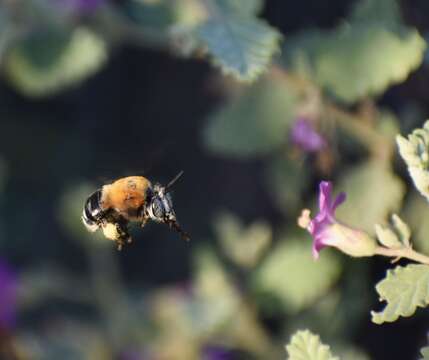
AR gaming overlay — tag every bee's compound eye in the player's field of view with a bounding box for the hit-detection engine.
[152,198,164,219]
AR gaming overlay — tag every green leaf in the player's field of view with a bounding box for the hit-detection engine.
[391,214,411,247]
[283,0,426,102]
[397,120,429,201]
[336,161,405,234]
[198,13,281,82]
[350,0,401,27]
[215,0,264,15]
[125,0,206,28]
[214,212,272,268]
[203,77,297,158]
[420,346,429,360]
[314,25,425,102]
[375,214,411,249]
[371,264,429,324]
[265,155,310,215]
[285,329,339,360]
[375,224,402,249]
[252,234,341,314]
[402,192,429,254]
[5,27,107,97]
[337,346,370,360]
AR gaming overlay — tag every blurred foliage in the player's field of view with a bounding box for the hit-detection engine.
[421,346,429,360]
[214,211,271,268]
[264,155,310,215]
[203,75,297,158]
[403,192,429,255]
[336,161,405,234]
[371,264,429,324]
[283,0,426,103]
[252,234,341,314]
[5,27,107,97]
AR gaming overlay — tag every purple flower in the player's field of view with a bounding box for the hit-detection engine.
[202,346,232,360]
[298,181,376,259]
[56,0,105,14]
[0,260,18,330]
[119,350,143,360]
[290,118,326,152]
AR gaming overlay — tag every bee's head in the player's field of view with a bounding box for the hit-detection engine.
[146,171,189,240]
[147,185,176,223]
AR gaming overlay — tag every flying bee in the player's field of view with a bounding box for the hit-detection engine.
[82,171,189,250]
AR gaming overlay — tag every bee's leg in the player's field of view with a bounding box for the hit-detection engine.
[140,216,148,229]
[115,222,132,250]
[168,219,190,241]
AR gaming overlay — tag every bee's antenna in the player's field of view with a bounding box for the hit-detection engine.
[165,170,184,192]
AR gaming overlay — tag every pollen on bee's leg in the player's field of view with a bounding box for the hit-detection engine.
[117,242,123,251]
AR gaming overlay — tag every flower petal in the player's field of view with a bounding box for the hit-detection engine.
[290,118,327,152]
[312,234,327,260]
[318,181,333,212]
[332,192,346,211]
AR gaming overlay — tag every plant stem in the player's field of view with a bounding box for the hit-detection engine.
[374,246,429,265]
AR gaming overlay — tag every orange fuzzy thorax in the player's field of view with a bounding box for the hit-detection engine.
[100,176,152,215]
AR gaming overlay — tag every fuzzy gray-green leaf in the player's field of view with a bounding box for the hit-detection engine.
[397,121,429,201]
[198,14,281,82]
[285,329,339,360]
[371,264,429,324]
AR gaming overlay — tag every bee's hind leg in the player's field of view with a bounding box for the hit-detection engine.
[140,216,148,229]
[115,222,132,250]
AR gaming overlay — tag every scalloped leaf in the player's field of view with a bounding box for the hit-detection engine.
[203,77,297,157]
[397,121,429,201]
[198,13,281,82]
[252,235,341,314]
[336,161,405,234]
[5,27,107,97]
[285,330,339,360]
[371,264,429,324]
